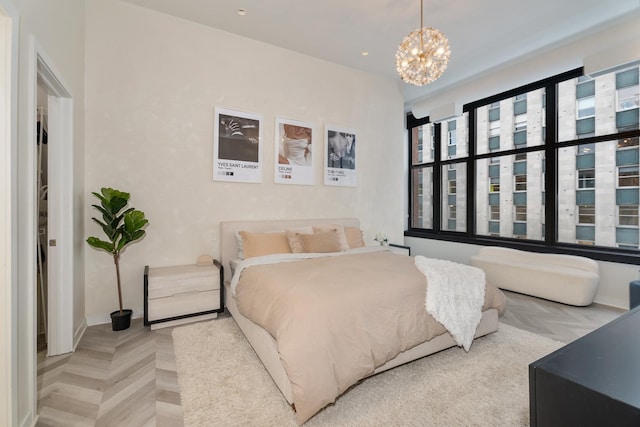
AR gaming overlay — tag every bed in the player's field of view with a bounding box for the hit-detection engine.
[220,218,506,425]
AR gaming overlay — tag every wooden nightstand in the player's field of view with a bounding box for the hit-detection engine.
[144,260,224,330]
[389,243,411,256]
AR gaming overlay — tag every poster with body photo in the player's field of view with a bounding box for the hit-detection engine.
[274,118,314,185]
[213,107,263,183]
[324,125,357,187]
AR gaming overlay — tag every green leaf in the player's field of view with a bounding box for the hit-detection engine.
[124,210,148,233]
[91,217,107,229]
[97,188,130,216]
[115,238,128,253]
[130,229,145,241]
[91,203,110,216]
[109,196,128,215]
[108,215,123,231]
[86,237,115,253]
[101,187,130,202]
[91,192,106,205]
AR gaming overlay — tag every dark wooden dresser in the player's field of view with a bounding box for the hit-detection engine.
[529,306,640,426]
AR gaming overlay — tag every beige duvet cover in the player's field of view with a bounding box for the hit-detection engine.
[235,250,506,425]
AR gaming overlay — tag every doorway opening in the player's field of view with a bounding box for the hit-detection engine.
[30,43,75,360]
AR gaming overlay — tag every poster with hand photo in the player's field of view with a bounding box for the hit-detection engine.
[213,107,263,183]
[274,118,314,185]
[324,125,357,187]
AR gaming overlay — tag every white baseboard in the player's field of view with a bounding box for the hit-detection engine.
[72,318,87,351]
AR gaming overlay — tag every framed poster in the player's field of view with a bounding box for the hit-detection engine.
[213,107,263,183]
[274,117,314,185]
[324,125,357,187]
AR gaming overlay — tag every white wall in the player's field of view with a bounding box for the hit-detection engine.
[406,237,636,310]
[84,0,405,323]
[0,2,18,425]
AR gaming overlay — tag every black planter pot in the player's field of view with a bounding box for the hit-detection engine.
[110,309,133,331]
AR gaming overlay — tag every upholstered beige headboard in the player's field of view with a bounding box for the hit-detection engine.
[219,218,360,282]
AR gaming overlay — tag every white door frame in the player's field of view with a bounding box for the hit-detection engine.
[0,1,18,425]
[28,37,75,358]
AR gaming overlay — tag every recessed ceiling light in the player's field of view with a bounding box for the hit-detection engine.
[237,9,246,16]
[361,51,369,56]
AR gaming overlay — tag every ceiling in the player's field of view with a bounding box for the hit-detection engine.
[122,0,640,104]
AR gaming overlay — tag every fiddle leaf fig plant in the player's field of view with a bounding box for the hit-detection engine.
[86,188,149,314]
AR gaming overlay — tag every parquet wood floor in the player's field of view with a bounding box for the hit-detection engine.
[36,291,625,426]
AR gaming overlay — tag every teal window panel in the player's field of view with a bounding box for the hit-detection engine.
[513,192,527,206]
[488,221,500,234]
[448,145,456,156]
[616,149,639,166]
[489,108,500,122]
[489,164,500,178]
[448,219,456,230]
[488,193,500,205]
[514,130,527,145]
[576,190,595,205]
[448,195,456,205]
[513,161,527,175]
[576,153,595,169]
[576,117,595,134]
[576,225,595,241]
[616,109,639,130]
[513,222,527,235]
[514,100,527,115]
[576,81,595,98]
[616,188,639,205]
[489,136,500,150]
[448,120,456,131]
[616,68,639,89]
[448,169,456,180]
[616,227,639,245]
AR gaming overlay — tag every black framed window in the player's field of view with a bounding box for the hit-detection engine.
[407,63,640,264]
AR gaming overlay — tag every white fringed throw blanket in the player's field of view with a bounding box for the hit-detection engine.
[414,256,486,351]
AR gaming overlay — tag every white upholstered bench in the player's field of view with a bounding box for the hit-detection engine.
[470,247,599,306]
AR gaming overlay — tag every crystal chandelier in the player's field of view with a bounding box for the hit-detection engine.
[395,0,450,86]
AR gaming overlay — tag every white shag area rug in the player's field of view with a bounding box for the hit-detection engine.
[172,317,562,427]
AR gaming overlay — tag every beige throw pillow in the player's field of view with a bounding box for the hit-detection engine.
[239,231,291,258]
[312,224,349,251]
[299,231,342,253]
[286,230,306,253]
[285,226,314,253]
[344,226,365,248]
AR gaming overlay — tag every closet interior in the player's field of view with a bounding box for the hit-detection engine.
[36,83,48,353]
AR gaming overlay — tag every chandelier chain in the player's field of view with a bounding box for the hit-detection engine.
[419,0,424,52]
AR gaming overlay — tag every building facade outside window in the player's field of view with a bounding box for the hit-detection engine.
[407,62,640,262]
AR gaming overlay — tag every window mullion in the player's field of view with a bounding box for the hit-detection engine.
[467,108,476,237]
[433,122,442,232]
[545,82,558,246]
